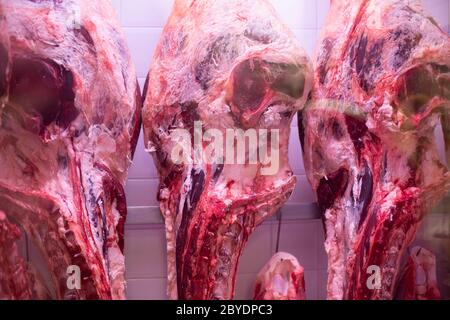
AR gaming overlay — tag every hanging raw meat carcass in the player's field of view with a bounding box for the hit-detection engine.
[253,252,306,300]
[418,212,450,296]
[0,0,141,299]
[396,247,441,300]
[143,0,312,300]
[300,0,450,300]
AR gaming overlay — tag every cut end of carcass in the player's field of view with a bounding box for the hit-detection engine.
[253,252,306,300]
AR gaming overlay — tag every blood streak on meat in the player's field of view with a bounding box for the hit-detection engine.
[143,0,312,300]
[0,0,141,299]
[396,247,441,300]
[253,252,306,300]
[300,0,450,300]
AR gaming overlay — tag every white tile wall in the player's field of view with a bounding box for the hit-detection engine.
[125,227,167,279]
[111,0,450,300]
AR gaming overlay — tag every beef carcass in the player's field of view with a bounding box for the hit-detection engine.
[143,0,312,300]
[396,247,441,300]
[0,0,141,299]
[419,212,450,296]
[300,0,450,300]
[253,252,305,300]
